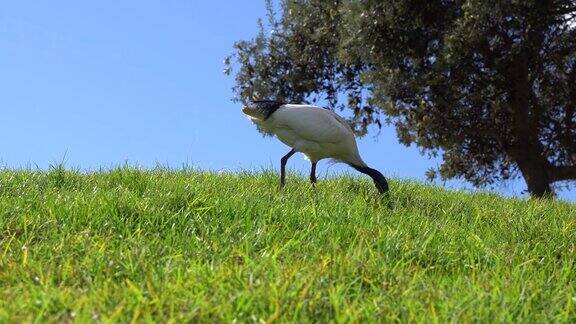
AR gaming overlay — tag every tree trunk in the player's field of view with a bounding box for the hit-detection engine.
[513,152,554,198]
[505,52,554,198]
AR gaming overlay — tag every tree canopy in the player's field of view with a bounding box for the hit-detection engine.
[226,0,576,198]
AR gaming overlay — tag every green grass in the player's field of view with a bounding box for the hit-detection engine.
[0,166,575,322]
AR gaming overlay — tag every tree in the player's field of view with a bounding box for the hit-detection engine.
[226,0,576,198]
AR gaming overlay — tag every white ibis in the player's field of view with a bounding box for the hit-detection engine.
[242,100,389,194]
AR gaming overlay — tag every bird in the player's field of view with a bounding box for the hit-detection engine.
[242,100,389,194]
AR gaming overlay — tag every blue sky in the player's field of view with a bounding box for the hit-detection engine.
[1,1,574,202]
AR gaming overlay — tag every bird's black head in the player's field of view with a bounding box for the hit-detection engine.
[242,100,285,120]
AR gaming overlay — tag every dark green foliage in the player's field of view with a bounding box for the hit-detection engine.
[226,0,576,197]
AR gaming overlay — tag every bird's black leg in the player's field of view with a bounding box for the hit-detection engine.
[280,149,296,188]
[310,162,317,186]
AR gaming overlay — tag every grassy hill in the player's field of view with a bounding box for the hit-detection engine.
[0,167,575,322]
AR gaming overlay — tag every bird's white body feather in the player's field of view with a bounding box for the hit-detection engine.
[246,104,366,166]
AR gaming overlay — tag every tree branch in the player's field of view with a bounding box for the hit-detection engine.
[548,165,576,182]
